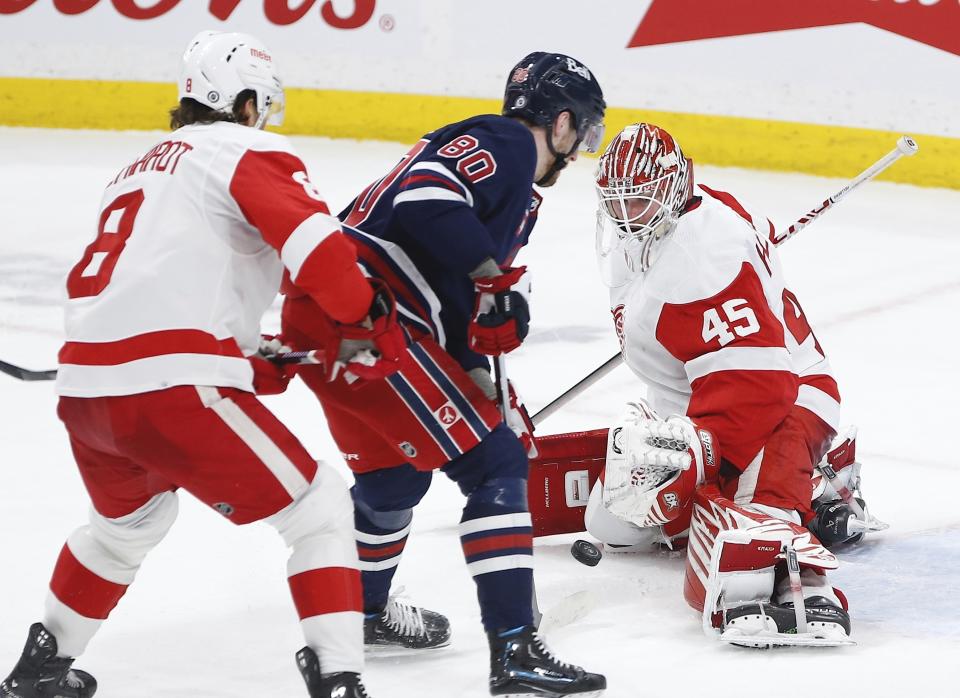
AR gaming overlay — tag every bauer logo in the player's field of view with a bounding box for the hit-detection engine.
[629,0,960,57]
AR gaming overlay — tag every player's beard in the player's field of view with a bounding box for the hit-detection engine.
[537,163,566,187]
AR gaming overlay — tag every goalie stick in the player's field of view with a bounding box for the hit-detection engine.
[531,136,920,427]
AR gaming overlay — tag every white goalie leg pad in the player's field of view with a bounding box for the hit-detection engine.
[684,484,838,638]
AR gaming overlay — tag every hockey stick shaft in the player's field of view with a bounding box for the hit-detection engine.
[495,353,544,626]
[770,135,918,247]
[531,137,919,425]
[0,359,58,382]
[530,352,623,427]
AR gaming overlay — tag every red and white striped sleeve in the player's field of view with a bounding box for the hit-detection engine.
[229,149,372,324]
[656,262,798,470]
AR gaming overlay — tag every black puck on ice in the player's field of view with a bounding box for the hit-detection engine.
[571,539,602,567]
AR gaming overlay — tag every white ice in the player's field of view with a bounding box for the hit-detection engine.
[1,128,959,697]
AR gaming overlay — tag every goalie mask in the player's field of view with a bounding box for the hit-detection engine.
[595,123,693,284]
[179,30,285,128]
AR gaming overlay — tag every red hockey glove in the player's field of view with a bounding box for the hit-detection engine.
[468,266,531,356]
[506,380,538,458]
[251,335,295,395]
[330,279,407,383]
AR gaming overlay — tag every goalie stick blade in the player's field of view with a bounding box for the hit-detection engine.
[537,590,598,637]
[719,629,856,649]
[0,360,58,382]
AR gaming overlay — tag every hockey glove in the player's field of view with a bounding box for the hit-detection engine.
[506,380,538,458]
[602,402,719,527]
[251,335,295,395]
[468,266,531,355]
[330,279,407,383]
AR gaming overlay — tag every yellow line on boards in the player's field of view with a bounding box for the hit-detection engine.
[1,77,956,189]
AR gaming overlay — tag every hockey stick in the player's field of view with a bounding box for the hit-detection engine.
[770,135,918,246]
[494,353,546,628]
[0,348,319,383]
[531,136,920,427]
[530,352,623,427]
[0,359,58,382]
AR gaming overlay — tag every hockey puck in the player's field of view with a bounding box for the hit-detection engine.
[570,539,602,567]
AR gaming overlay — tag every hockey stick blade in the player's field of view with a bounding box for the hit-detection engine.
[0,360,57,382]
[537,590,598,637]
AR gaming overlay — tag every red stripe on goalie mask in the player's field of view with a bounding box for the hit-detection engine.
[49,544,129,620]
[288,567,363,619]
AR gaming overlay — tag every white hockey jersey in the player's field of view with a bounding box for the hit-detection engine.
[57,122,372,398]
[608,184,840,470]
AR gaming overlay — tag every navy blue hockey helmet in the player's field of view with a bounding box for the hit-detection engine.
[502,52,606,153]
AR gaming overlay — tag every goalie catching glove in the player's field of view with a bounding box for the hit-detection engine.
[468,265,532,355]
[602,400,719,528]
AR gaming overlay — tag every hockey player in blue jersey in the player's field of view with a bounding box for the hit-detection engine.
[281,52,606,696]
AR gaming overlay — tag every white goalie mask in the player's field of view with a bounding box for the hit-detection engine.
[595,123,693,285]
[179,30,285,128]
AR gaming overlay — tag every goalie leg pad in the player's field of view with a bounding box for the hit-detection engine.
[684,484,840,636]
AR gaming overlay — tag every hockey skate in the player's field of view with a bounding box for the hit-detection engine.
[363,597,451,651]
[0,623,97,698]
[488,626,606,697]
[296,646,372,698]
[720,596,853,649]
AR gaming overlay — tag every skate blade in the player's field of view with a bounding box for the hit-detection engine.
[497,688,607,698]
[720,628,856,649]
[538,590,598,636]
[364,641,451,657]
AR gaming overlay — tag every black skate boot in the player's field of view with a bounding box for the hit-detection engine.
[488,626,606,697]
[723,596,851,646]
[295,646,371,698]
[1,623,97,698]
[363,597,450,650]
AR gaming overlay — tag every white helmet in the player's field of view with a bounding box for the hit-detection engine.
[178,30,284,128]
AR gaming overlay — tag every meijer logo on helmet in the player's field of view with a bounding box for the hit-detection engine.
[629,0,960,57]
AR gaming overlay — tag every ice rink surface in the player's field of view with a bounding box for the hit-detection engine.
[1,127,959,697]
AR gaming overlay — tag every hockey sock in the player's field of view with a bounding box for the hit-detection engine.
[353,504,412,614]
[459,476,534,631]
[44,492,178,658]
[271,466,365,675]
